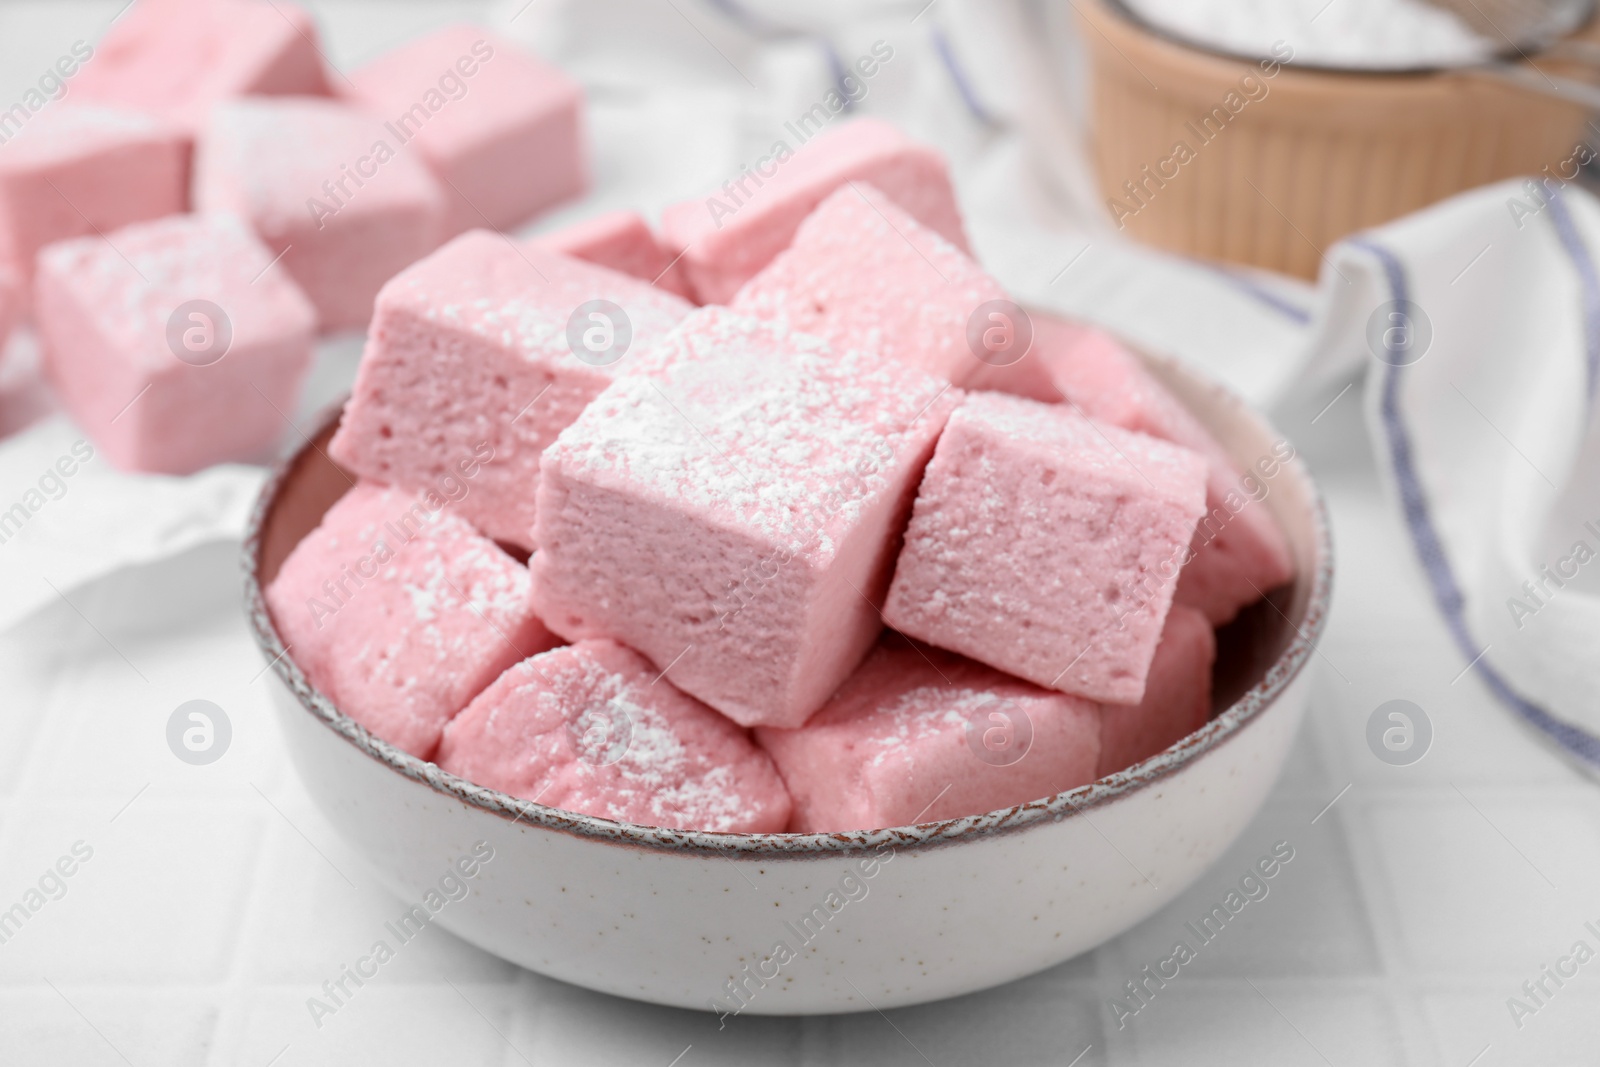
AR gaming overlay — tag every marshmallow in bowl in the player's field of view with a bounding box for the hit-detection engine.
[346,25,587,235]
[34,213,316,474]
[755,635,1101,832]
[532,307,960,729]
[1033,313,1296,624]
[532,209,695,302]
[266,482,561,760]
[0,105,188,290]
[660,116,969,304]
[730,182,1006,387]
[195,97,448,333]
[328,231,693,549]
[1097,604,1215,777]
[438,639,792,834]
[884,391,1208,705]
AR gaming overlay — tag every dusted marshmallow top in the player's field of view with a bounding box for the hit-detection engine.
[0,105,175,169]
[36,213,316,368]
[266,482,559,759]
[438,640,792,833]
[547,306,953,565]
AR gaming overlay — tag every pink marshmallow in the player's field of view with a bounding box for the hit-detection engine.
[1097,605,1215,777]
[0,263,17,345]
[660,117,969,304]
[347,25,586,234]
[531,209,695,301]
[267,482,560,760]
[532,307,961,729]
[731,183,1007,387]
[328,230,694,548]
[0,105,188,290]
[438,639,791,833]
[1034,314,1296,624]
[195,97,448,333]
[74,0,333,133]
[756,635,1101,832]
[35,213,316,474]
[883,391,1208,705]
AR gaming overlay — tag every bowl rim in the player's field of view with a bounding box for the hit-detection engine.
[242,361,1333,858]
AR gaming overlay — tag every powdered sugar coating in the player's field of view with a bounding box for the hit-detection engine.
[731,182,1002,386]
[755,636,1101,831]
[884,391,1209,705]
[34,212,317,473]
[438,640,791,833]
[546,306,952,562]
[533,307,961,729]
[329,231,693,547]
[266,482,560,760]
[660,117,969,304]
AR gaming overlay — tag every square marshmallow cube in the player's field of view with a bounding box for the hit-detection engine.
[660,117,969,304]
[439,639,792,833]
[532,209,694,301]
[532,307,961,729]
[1034,314,1295,624]
[347,25,586,234]
[196,97,448,332]
[36,213,316,474]
[756,635,1101,832]
[732,182,1015,388]
[0,105,188,289]
[329,231,694,548]
[267,482,561,760]
[884,391,1208,705]
[74,0,333,132]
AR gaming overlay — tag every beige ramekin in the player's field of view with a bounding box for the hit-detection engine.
[1078,0,1600,278]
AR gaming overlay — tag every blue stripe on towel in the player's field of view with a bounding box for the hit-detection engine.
[1349,236,1600,768]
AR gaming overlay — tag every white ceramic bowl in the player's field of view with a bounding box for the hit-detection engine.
[243,351,1331,1015]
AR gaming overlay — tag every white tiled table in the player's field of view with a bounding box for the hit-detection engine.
[2,2,1598,1063]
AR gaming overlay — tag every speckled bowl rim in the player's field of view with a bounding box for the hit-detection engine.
[242,363,1332,859]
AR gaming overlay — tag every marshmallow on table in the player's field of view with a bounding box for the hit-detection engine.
[0,105,188,290]
[660,116,969,305]
[756,635,1101,832]
[1034,314,1296,624]
[731,182,1016,388]
[329,232,693,549]
[267,482,561,760]
[533,307,961,729]
[347,25,586,234]
[884,391,1208,706]
[438,639,791,833]
[532,209,695,301]
[1097,605,1215,778]
[74,0,333,132]
[196,97,448,333]
[35,213,317,474]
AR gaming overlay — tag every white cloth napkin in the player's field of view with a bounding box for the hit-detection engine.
[1299,181,1600,772]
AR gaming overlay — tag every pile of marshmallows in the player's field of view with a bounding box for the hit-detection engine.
[0,0,588,471]
[262,109,1298,834]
